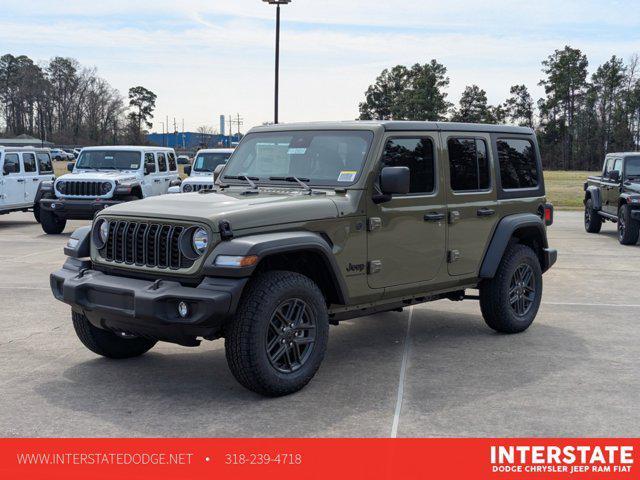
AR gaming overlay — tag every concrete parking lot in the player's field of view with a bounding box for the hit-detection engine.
[1,211,638,437]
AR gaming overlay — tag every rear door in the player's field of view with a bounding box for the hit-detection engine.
[21,152,39,202]
[166,152,179,187]
[154,152,168,195]
[366,132,447,289]
[443,132,498,276]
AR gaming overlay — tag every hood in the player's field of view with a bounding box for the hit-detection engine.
[102,188,340,231]
[624,182,640,194]
[183,175,214,185]
[189,170,215,178]
[57,171,140,183]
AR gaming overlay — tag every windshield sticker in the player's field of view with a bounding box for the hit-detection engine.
[338,170,358,182]
[287,148,307,155]
[130,164,138,169]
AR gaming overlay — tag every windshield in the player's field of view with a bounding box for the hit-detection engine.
[223,130,374,186]
[193,152,232,172]
[75,150,141,170]
[625,157,640,177]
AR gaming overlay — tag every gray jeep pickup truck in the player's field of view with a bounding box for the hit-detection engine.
[51,121,556,396]
[584,152,640,244]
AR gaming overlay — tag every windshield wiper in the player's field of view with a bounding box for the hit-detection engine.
[223,175,259,189]
[269,176,312,192]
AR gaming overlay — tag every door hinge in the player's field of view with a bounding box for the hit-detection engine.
[368,260,382,274]
[448,250,461,263]
[449,210,460,224]
[368,217,382,231]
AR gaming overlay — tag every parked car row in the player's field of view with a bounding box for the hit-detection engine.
[0,145,234,234]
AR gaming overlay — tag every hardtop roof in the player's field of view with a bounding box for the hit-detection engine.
[249,120,533,135]
[81,145,175,152]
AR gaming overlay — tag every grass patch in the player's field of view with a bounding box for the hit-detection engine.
[544,170,598,210]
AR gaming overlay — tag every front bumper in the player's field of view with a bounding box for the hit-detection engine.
[50,258,246,345]
[40,197,123,220]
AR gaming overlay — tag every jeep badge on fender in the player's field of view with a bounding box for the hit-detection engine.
[50,121,557,397]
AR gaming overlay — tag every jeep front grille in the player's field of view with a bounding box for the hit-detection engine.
[99,220,194,270]
[63,181,103,196]
[187,184,214,192]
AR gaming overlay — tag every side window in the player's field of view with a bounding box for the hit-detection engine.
[603,158,614,176]
[167,152,177,171]
[380,137,435,194]
[3,153,20,174]
[144,153,156,172]
[448,138,490,192]
[497,138,539,189]
[22,153,37,173]
[612,158,623,176]
[157,153,167,172]
[37,153,53,173]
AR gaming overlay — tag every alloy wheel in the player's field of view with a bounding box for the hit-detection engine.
[266,298,316,373]
[508,263,536,317]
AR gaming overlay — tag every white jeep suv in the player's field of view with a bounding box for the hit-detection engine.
[0,147,55,222]
[38,146,180,234]
[171,148,234,193]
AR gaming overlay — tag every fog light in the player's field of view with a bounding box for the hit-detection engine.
[178,301,189,318]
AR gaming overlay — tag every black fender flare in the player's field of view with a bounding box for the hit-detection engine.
[479,213,550,279]
[63,226,91,258]
[35,180,55,205]
[584,185,602,210]
[203,231,349,305]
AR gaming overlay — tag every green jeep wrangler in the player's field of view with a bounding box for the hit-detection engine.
[50,121,557,396]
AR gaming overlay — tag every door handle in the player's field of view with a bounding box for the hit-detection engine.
[477,208,496,217]
[33,178,39,181]
[154,179,161,183]
[17,179,24,183]
[424,212,446,222]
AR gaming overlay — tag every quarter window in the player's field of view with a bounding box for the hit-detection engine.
[167,152,177,171]
[380,138,435,194]
[497,138,538,189]
[3,153,19,174]
[37,153,53,173]
[448,138,490,191]
[157,153,167,172]
[22,153,37,173]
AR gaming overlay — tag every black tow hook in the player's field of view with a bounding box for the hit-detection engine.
[149,279,163,291]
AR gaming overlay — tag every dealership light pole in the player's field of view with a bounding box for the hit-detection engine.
[263,0,291,124]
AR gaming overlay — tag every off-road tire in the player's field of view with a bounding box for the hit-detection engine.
[72,311,156,359]
[584,198,602,233]
[617,204,639,245]
[479,243,543,334]
[33,203,41,223]
[40,208,66,234]
[225,271,329,397]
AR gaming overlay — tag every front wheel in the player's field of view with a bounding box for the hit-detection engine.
[479,244,543,334]
[617,205,639,245]
[72,311,156,358]
[584,198,602,233]
[40,208,66,234]
[225,271,329,397]
[33,202,41,223]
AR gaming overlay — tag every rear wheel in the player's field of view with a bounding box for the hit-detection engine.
[618,204,639,245]
[40,208,66,234]
[225,271,329,397]
[479,244,543,334]
[72,311,156,359]
[584,198,602,233]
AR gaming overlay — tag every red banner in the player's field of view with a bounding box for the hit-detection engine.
[0,438,636,480]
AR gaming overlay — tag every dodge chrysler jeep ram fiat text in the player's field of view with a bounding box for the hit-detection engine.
[50,121,557,396]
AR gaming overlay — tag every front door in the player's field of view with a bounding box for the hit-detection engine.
[155,152,168,195]
[1,153,26,208]
[141,153,157,197]
[367,133,447,289]
[443,132,498,276]
[603,157,623,215]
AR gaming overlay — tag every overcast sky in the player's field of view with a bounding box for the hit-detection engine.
[2,0,640,133]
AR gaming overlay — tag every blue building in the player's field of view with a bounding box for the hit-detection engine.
[146,131,241,150]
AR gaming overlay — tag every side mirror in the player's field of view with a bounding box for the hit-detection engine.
[184,165,192,176]
[213,164,225,181]
[66,162,74,172]
[145,163,155,175]
[609,170,621,182]
[380,166,410,195]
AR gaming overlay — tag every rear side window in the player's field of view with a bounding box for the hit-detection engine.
[497,138,538,189]
[157,153,167,172]
[167,152,177,171]
[37,153,53,173]
[448,138,490,191]
[22,153,37,173]
[381,137,435,194]
[3,153,20,174]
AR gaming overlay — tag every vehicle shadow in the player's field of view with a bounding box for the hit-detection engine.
[33,308,585,437]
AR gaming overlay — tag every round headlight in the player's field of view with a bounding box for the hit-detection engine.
[183,184,193,193]
[101,182,111,195]
[56,181,66,193]
[99,221,110,244]
[192,228,209,255]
